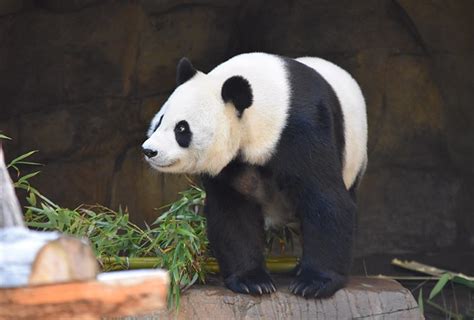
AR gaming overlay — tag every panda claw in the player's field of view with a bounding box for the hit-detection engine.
[225,268,275,295]
[290,268,346,298]
[289,282,296,293]
[267,283,276,293]
[314,287,324,298]
[294,283,306,295]
[265,283,271,293]
[302,287,309,297]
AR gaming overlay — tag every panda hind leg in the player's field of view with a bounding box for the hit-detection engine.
[289,184,355,298]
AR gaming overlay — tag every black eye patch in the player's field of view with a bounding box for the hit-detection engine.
[174,120,192,148]
[153,115,164,132]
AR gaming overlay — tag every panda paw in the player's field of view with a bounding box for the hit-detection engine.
[225,268,276,295]
[289,268,346,298]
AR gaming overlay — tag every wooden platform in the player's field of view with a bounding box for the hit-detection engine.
[148,276,422,319]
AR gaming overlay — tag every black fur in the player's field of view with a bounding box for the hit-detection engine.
[202,170,275,295]
[348,157,366,202]
[202,57,357,298]
[174,120,192,148]
[176,57,197,86]
[221,76,253,117]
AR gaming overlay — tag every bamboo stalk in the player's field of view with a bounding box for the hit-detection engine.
[99,256,299,273]
[392,259,474,289]
[99,257,453,283]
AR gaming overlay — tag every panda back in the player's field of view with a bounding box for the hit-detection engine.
[296,57,368,189]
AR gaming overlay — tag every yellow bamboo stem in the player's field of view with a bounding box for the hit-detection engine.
[99,256,299,273]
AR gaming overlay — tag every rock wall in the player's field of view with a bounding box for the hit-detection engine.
[1,0,472,256]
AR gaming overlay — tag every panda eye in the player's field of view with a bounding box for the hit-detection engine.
[174,121,189,134]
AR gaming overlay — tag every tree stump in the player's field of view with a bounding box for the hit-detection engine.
[149,276,422,319]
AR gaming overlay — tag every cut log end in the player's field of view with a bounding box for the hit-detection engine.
[29,236,99,285]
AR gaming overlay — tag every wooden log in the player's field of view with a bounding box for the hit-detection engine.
[0,270,169,320]
[0,144,98,287]
[146,276,422,319]
[29,236,99,285]
[0,228,99,287]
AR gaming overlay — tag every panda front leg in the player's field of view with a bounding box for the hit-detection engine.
[203,177,276,295]
[290,184,356,298]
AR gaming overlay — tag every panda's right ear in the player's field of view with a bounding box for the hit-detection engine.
[221,76,253,117]
[176,57,197,86]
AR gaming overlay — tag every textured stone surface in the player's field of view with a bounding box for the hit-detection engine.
[356,167,459,254]
[0,3,143,118]
[136,2,236,96]
[142,277,422,319]
[238,0,422,56]
[0,0,23,16]
[0,0,472,256]
[37,0,101,13]
[32,155,116,209]
[19,110,74,157]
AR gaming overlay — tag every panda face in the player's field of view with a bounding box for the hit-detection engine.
[142,73,242,175]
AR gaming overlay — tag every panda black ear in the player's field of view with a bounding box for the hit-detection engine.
[176,57,197,86]
[221,76,253,117]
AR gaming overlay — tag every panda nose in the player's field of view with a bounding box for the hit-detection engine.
[142,148,158,158]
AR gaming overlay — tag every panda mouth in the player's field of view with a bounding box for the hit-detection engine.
[152,159,179,169]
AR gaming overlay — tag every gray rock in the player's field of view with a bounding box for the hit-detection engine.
[0,0,22,17]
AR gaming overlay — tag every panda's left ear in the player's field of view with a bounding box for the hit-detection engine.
[221,76,253,117]
[176,57,197,86]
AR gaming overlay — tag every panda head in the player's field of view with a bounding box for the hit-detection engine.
[142,57,253,176]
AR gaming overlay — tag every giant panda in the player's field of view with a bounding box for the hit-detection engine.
[142,53,367,298]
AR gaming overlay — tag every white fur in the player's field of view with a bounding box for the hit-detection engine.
[209,53,290,165]
[143,53,290,176]
[143,53,367,188]
[297,57,368,188]
[143,71,232,175]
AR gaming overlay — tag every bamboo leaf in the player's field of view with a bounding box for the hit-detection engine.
[426,300,463,320]
[428,273,451,300]
[418,288,424,315]
[17,171,41,183]
[0,134,11,140]
[15,161,42,166]
[7,150,38,168]
[27,191,37,206]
